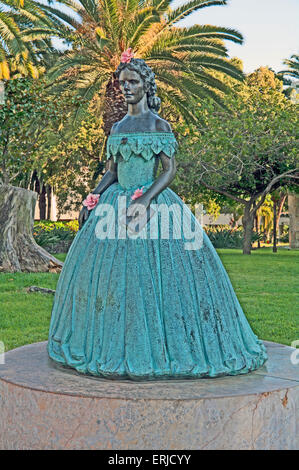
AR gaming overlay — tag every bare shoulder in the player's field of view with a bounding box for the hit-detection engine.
[110,116,127,134]
[110,115,131,135]
[110,122,119,135]
[154,116,172,133]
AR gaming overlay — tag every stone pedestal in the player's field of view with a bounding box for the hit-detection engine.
[0,341,298,450]
[289,193,299,249]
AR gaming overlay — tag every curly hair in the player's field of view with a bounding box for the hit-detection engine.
[115,58,161,114]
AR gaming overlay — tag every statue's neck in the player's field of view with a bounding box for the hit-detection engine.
[127,95,149,116]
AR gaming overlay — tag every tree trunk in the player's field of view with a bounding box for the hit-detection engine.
[242,204,254,255]
[46,185,52,220]
[39,183,46,220]
[0,185,63,272]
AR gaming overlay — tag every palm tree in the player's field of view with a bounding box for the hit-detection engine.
[44,0,244,135]
[279,54,299,81]
[0,0,73,79]
[278,54,299,101]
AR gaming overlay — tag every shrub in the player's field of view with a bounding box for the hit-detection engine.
[33,220,79,251]
[279,224,289,243]
[204,225,261,249]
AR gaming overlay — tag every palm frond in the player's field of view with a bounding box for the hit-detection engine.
[172,24,243,44]
[186,53,244,80]
[166,0,228,27]
[11,0,246,128]
[33,2,82,29]
[101,0,119,43]
[48,0,82,14]
[129,8,160,47]
[152,0,171,12]
[279,54,299,80]
[158,84,197,123]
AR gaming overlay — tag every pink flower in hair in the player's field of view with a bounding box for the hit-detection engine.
[120,48,134,63]
[131,186,145,200]
[83,193,100,210]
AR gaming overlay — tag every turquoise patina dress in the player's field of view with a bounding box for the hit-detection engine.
[48,132,267,379]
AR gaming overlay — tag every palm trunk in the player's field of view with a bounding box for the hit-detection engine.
[102,75,127,136]
[0,185,63,272]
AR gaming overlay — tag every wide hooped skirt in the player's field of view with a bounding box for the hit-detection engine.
[48,182,267,380]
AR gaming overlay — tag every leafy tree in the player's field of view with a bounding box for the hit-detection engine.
[0,76,78,184]
[0,76,84,271]
[175,67,299,254]
[44,0,244,134]
[39,112,105,216]
[0,71,104,208]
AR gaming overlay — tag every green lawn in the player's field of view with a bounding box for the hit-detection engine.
[217,248,298,346]
[0,249,298,352]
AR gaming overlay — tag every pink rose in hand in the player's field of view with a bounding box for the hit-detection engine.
[83,193,100,210]
[131,186,145,200]
[120,48,134,63]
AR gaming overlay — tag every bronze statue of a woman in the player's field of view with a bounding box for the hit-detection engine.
[48,51,267,380]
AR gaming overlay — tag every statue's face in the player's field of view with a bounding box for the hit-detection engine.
[119,69,146,105]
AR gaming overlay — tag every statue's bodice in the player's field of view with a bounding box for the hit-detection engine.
[107,132,178,190]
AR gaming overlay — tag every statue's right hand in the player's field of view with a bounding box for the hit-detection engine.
[78,206,90,230]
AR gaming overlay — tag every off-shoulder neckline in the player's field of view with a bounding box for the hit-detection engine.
[108,131,175,137]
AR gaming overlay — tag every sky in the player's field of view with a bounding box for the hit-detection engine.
[50,0,299,74]
[172,0,299,73]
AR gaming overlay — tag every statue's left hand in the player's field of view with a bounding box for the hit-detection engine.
[126,194,150,221]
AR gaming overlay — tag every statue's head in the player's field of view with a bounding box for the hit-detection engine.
[115,53,161,114]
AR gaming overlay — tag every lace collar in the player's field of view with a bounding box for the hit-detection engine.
[107,132,178,162]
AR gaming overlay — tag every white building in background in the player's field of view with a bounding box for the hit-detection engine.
[289,193,299,249]
[34,192,79,221]
[202,213,240,227]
